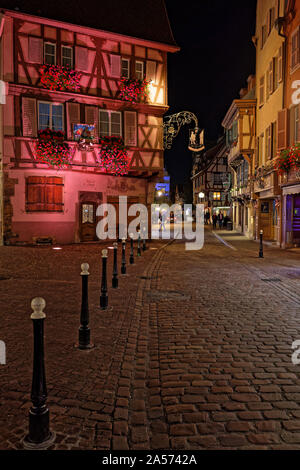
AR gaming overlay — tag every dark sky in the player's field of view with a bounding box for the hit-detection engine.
[164,0,257,184]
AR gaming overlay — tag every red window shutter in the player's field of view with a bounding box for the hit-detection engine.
[26,176,46,212]
[66,102,80,139]
[124,111,137,146]
[146,60,156,83]
[85,106,99,138]
[75,46,88,71]
[45,177,63,212]
[277,109,288,150]
[28,37,43,63]
[110,54,121,78]
[22,97,37,137]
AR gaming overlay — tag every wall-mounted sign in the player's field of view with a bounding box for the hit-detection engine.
[188,128,204,152]
[74,124,95,151]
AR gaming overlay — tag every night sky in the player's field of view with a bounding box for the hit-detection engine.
[164,0,257,184]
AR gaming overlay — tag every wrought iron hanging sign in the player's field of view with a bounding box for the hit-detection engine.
[163,111,204,152]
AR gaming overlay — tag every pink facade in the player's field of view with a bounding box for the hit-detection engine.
[0,8,178,244]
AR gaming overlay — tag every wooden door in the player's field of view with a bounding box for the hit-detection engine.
[260,200,272,240]
[80,202,97,241]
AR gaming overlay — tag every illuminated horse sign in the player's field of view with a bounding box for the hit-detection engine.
[163,111,204,152]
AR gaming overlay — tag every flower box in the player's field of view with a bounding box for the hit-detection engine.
[98,136,129,175]
[40,65,81,92]
[119,77,150,103]
[35,128,72,168]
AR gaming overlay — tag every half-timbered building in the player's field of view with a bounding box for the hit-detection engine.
[222,76,256,238]
[191,138,231,216]
[0,1,178,244]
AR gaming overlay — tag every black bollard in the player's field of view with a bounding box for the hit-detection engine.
[100,249,109,309]
[259,229,264,258]
[142,237,146,251]
[137,232,141,257]
[130,236,134,264]
[23,298,55,449]
[76,263,93,349]
[121,238,126,274]
[112,242,118,288]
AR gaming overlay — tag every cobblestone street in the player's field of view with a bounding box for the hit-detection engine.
[1,228,300,450]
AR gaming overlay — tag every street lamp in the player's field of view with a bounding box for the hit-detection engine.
[198,192,205,200]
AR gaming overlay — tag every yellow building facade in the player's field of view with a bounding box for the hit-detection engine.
[254,0,285,243]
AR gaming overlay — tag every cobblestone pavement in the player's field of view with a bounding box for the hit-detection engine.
[1,229,300,450]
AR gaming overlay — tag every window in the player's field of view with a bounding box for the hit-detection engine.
[259,133,264,166]
[290,106,300,144]
[267,7,275,35]
[259,76,265,105]
[135,61,144,80]
[44,42,56,65]
[99,110,122,137]
[61,46,73,68]
[26,176,63,212]
[261,24,267,49]
[213,192,221,200]
[38,102,64,131]
[213,172,222,185]
[265,125,272,159]
[121,58,130,78]
[291,27,300,71]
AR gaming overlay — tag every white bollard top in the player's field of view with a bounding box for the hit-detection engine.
[122,238,126,243]
[81,263,90,275]
[102,249,108,258]
[113,242,118,248]
[31,297,46,319]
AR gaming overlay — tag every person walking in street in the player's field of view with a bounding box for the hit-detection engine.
[212,213,217,230]
[218,211,224,229]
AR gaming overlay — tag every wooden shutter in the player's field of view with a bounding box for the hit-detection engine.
[278,45,283,83]
[110,54,121,78]
[85,106,99,138]
[45,177,63,212]
[146,60,156,83]
[28,37,43,63]
[277,109,288,150]
[75,46,88,71]
[124,111,137,146]
[26,176,46,212]
[22,97,37,137]
[66,102,80,139]
[272,121,277,157]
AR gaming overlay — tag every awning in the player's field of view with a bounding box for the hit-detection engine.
[282,184,300,195]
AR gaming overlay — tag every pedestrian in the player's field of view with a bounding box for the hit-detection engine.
[160,211,166,231]
[223,215,228,228]
[212,213,217,230]
[218,211,224,229]
[205,210,210,225]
